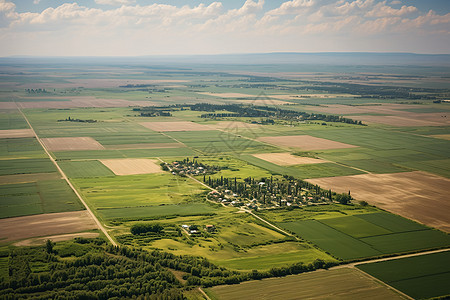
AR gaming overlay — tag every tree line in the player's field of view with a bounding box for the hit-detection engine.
[0,238,339,299]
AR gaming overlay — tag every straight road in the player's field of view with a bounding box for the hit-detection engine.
[18,107,117,246]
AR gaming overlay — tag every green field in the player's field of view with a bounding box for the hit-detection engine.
[357,251,450,299]
[206,267,405,300]
[98,202,217,220]
[58,160,115,178]
[0,180,84,218]
[277,211,450,260]
[0,158,56,176]
[141,211,337,271]
[0,138,47,160]
[53,147,195,160]
[73,173,207,211]
[166,130,276,155]
[0,111,28,130]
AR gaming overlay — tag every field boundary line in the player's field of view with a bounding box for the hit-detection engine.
[18,108,117,246]
[212,125,372,174]
[242,208,299,239]
[350,248,450,267]
[353,267,413,300]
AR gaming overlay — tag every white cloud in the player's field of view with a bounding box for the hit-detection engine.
[267,0,315,15]
[0,0,449,56]
[95,0,135,5]
[33,0,40,4]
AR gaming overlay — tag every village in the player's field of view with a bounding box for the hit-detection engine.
[204,175,340,210]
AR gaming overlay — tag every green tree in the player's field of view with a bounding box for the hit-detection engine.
[46,239,54,254]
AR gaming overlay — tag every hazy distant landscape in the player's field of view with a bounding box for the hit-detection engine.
[0,52,448,299]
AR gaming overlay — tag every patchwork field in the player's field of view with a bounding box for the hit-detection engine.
[104,142,184,150]
[252,152,326,166]
[277,211,450,260]
[0,129,34,138]
[100,158,162,175]
[258,135,358,150]
[140,121,211,132]
[41,137,105,151]
[307,171,450,232]
[206,268,406,300]
[0,179,85,218]
[0,211,97,242]
[357,251,450,299]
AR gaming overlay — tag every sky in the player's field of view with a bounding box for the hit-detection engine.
[0,0,449,56]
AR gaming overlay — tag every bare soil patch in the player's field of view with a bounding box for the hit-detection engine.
[307,104,449,127]
[0,173,61,185]
[0,102,18,109]
[252,152,326,166]
[0,211,97,242]
[431,134,450,140]
[41,137,104,151]
[100,158,162,175]
[105,143,185,150]
[140,121,211,132]
[14,232,99,246]
[258,135,358,151]
[0,129,34,138]
[306,171,450,232]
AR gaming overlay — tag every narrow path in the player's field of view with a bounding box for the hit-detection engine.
[198,287,212,300]
[18,107,117,246]
[353,267,414,300]
[241,208,299,239]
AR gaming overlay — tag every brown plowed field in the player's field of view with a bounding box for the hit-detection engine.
[0,129,34,138]
[0,211,97,242]
[41,137,105,151]
[140,121,211,132]
[207,268,405,300]
[252,152,326,166]
[306,171,450,232]
[100,158,162,175]
[258,135,358,151]
[14,232,99,246]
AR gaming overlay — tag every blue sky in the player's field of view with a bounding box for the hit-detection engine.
[1,0,449,56]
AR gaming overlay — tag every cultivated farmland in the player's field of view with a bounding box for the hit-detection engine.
[0,129,34,138]
[99,158,163,175]
[41,137,105,151]
[277,211,450,260]
[0,211,97,242]
[206,268,406,300]
[140,121,211,132]
[357,251,450,299]
[252,152,326,166]
[258,135,358,150]
[307,171,450,232]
